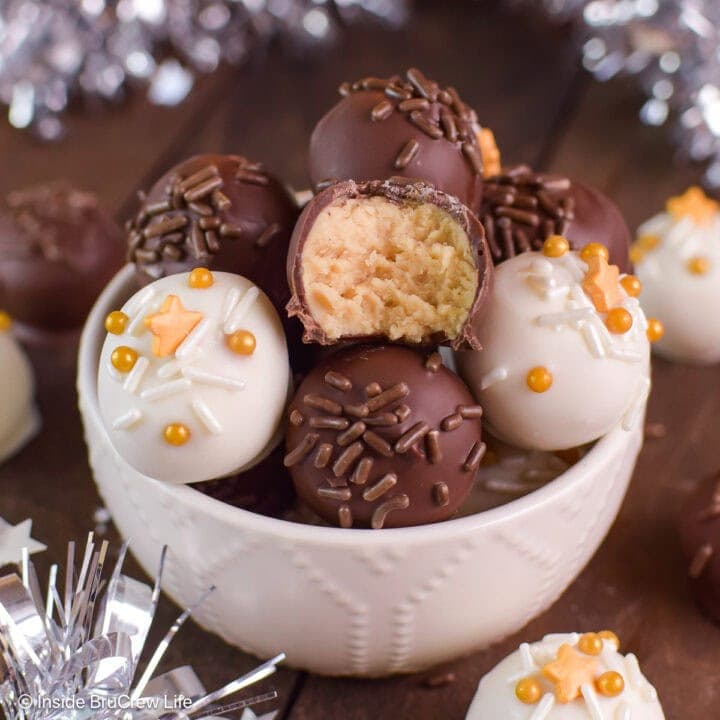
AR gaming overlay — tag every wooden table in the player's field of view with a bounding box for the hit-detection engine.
[0,2,715,717]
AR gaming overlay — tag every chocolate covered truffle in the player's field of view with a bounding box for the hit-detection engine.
[480,165,632,271]
[287,178,492,350]
[284,345,484,529]
[127,153,299,315]
[309,68,499,209]
[0,182,124,331]
[679,471,720,624]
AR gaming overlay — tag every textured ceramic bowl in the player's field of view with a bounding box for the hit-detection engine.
[78,265,644,677]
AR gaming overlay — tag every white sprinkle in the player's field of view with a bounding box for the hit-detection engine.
[191,398,223,434]
[140,378,192,401]
[106,362,123,382]
[127,288,157,336]
[542,283,571,299]
[182,367,245,391]
[520,642,536,672]
[523,257,554,276]
[560,252,587,281]
[480,367,508,390]
[224,286,260,333]
[536,307,594,327]
[622,377,651,431]
[582,321,606,358]
[157,360,182,379]
[581,683,605,720]
[615,701,632,720]
[221,286,242,323]
[112,409,143,430]
[176,318,212,359]
[529,693,555,720]
[609,347,644,363]
[123,356,150,395]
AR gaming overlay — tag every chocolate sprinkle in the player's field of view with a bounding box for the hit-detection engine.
[433,482,450,507]
[363,430,394,458]
[366,382,410,413]
[395,422,431,454]
[351,457,374,485]
[363,473,398,502]
[441,413,463,432]
[304,394,343,416]
[314,443,333,469]
[426,430,442,464]
[338,505,353,528]
[284,433,319,467]
[318,487,352,502]
[337,421,367,447]
[309,416,350,430]
[365,382,382,397]
[325,371,353,392]
[289,409,304,426]
[333,441,364,477]
[463,441,486,472]
[458,404,483,419]
[425,352,442,372]
[371,494,410,529]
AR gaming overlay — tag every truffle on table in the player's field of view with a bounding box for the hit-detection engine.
[287,178,493,350]
[0,182,124,332]
[465,631,665,719]
[284,345,484,529]
[309,67,500,209]
[679,471,720,624]
[480,165,632,272]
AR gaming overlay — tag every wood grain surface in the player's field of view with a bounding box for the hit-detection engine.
[0,2,715,718]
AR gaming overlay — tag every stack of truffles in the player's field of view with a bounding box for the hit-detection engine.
[92,68,663,530]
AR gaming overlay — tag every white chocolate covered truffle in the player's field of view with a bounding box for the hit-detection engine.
[634,186,720,364]
[466,632,665,720]
[0,316,39,464]
[458,241,652,451]
[97,269,290,484]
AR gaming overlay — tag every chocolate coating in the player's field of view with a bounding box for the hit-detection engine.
[128,153,299,313]
[0,182,124,331]
[480,165,632,272]
[679,472,720,624]
[309,68,495,209]
[284,345,484,529]
[286,177,493,350]
[192,445,295,518]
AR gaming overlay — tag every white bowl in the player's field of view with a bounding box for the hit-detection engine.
[78,266,644,677]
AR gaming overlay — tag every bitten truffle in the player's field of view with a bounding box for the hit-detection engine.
[287,178,492,350]
[284,345,484,529]
[127,153,299,318]
[466,632,665,719]
[0,182,124,331]
[679,471,720,624]
[458,243,653,451]
[309,67,500,209]
[480,165,632,271]
[98,269,290,484]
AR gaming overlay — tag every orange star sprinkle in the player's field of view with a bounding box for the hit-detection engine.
[144,295,203,357]
[477,127,501,178]
[582,254,624,313]
[542,643,599,704]
[666,186,719,225]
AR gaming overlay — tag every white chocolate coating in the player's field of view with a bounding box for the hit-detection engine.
[0,331,39,464]
[466,633,665,720]
[98,271,290,484]
[458,251,650,451]
[636,210,720,364]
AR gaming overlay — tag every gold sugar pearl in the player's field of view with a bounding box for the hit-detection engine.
[542,234,570,258]
[164,423,191,446]
[687,256,710,275]
[105,310,129,335]
[0,310,12,332]
[515,676,542,705]
[646,318,665,343]
[580,243,609,263]
[111,346,138,373]
[629,245,645,265]
[598,630,620,648]
[189,267,214,289]
[596,670,625,697]
[227,329,257,355]
[637,234,661,251]
[620,275,642,298]
[527,366,553,393]
[605,307,633,334]
[578,632,603,656]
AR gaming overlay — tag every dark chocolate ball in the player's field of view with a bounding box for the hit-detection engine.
[286,177,493,351]
[480,165,632,272]
[128,153,299,314]
[309,68,499,209]
[0,182,124,331]
[284,345,484,529]
[679,472,720,624]
[192,445,295,519]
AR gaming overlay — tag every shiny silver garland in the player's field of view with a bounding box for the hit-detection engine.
[0,534,284,720]
[0,0,409,139]
[516,0,720,186]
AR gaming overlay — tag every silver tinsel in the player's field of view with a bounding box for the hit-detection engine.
[0,0,410,139]
[515,0,720,186]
